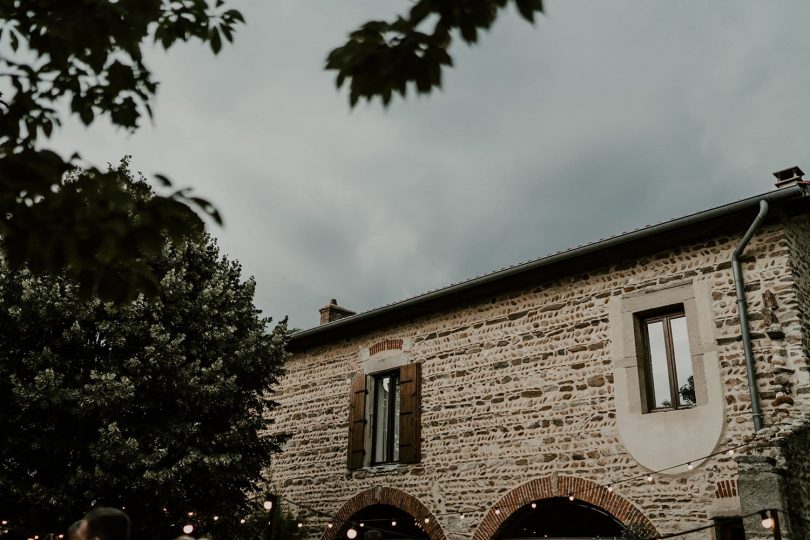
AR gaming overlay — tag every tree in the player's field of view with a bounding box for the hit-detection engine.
[0,161,288,539]
[1,0,543,298]
[0,0,242,300]
[327,0,544,106]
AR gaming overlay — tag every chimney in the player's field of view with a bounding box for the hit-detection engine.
[319,299,356,325]
[772,166,804,189]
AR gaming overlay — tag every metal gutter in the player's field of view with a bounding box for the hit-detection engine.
[291,185,809,348]
[732,199,769,432]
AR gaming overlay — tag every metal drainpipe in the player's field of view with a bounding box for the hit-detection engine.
[732,199,768,432]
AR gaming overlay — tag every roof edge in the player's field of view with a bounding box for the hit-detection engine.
[290,185,809,349]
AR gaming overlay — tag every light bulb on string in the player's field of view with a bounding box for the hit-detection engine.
[240,519,245,524]
[346,527,358,539]
[531,502,537,509]
[495,508,501,515]
[424,517,430,523]
[687,462,694,471]
[263,500,273,510]
[213,516,219,521]
[187,512,194,517]
[460,513,465,519]
[392,520,397,526]
[646,475,653,483]
[727,449,735,456]
[760,511,775,529]
[359,522,364,527]
[182,525,194,535]
[327,523,333,529]
[568,494,575,502]
[607,486,614,493]
[297,522,303,528]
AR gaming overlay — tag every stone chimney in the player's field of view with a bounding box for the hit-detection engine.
[772,166,804,189]
[319,299,356,325]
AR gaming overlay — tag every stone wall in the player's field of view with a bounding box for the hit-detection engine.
[784,214,810,397]
[269,217,810,540]
[781,420,810,538]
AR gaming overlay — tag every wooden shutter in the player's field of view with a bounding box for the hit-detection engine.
[347,373,367,470]
[398,362,421,463]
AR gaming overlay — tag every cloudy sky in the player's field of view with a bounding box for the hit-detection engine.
[51,1,810,330]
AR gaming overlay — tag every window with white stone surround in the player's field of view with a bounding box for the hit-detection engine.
[610,280,725,473]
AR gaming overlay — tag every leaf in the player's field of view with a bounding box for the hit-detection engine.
[153,174,172,187]
[79,107,94,126]
[209,28,222,54]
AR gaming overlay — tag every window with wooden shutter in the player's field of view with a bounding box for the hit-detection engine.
[347,373,366,470]
[398,362,421,463]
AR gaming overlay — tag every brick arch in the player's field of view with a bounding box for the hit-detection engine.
[472,476,657,540]
[322,486,446,540]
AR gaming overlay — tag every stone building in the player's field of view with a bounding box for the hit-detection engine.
[270,170,810,540]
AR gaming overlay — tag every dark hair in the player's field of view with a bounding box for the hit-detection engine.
[66,521,84,539]
[85,508,130,540]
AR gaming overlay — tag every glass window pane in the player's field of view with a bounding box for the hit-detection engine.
[373,376,390,462]
[670,316,695,406]
[646,320,671,408]
[393,377,401,461]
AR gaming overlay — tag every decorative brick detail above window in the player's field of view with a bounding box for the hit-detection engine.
[715,479,739,499]
[369,338,404,356]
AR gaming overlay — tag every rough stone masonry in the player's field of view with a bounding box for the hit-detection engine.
[269,195,810,540]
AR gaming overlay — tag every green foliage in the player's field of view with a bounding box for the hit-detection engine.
[0,0,242,300]
[0,172,289,539]
[326,0,544,106]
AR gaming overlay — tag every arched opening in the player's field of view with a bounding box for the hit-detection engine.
[492,497,625,539]
[336,504,430,539]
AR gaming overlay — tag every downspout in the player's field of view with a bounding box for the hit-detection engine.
[732,200,769,432]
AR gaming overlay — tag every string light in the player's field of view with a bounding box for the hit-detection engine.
[263,500,273,510]
[646,475,653,483]
[687,463,694,471]
[727,449,735,456]
[213,516,219,521]
[607,486,613,493]
[327,523,333,528]
[182,525,194,534]
[239,519,245,524]
[297,522,303,528]
[460,513,466,519]
[187,512,194,517]
[424,517,430,523]
[568,494,575,502]
[531,502,537,509]
[346,527,358,539]
[760,510,774,529]
[495,508,500,515]
[359,522,365,527]
[391,520,397,526]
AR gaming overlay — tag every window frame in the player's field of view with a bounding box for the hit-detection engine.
[638,305,696,412]
[712,517,745,540]
[347,357,421,470]
[369,369,401,465]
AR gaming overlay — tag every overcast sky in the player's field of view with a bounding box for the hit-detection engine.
[50,1,810,330]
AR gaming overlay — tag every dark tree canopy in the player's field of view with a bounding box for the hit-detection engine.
[327,0,544,106]
[0,0,242,300]
[0,0,543,299]
[0,166,288,539]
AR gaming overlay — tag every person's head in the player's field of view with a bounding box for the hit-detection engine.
[84,508,130,540]
[67,520,87,540]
